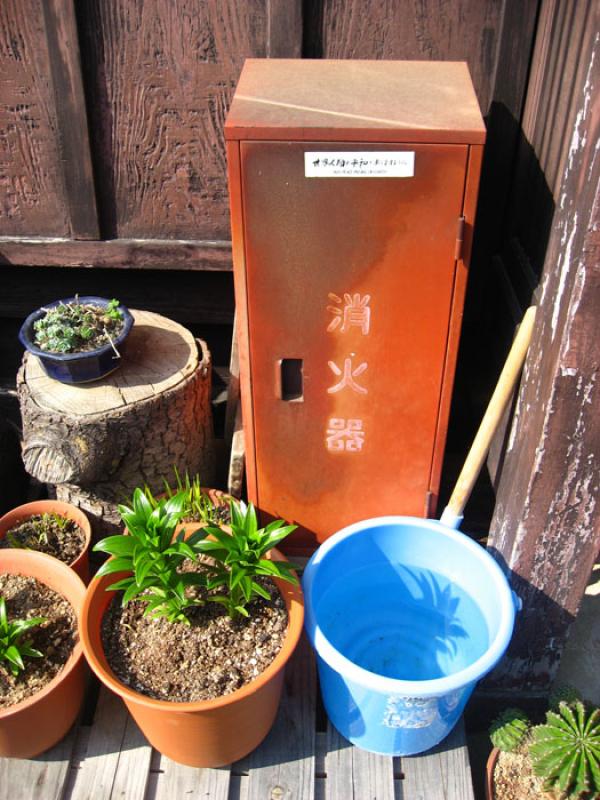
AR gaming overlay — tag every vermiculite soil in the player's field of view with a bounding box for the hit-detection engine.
[101,579,288,702]
[1,514,86,565]
[0,574,78,708]
[493,746,546,799]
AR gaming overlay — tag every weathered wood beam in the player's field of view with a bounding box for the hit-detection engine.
[485,18,600,693]
[0,238,232,270]
[41,0,99,239]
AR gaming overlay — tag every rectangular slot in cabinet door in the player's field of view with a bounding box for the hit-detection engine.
[241,140,469,547]
[278,359,304,402]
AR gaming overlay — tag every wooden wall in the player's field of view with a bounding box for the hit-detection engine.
[0,0,537,375]
[485,0,600,694]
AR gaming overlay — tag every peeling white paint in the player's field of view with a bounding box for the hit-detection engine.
[567,39,596,172]
[551,214,577,339]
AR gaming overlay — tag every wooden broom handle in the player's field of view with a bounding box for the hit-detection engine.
[443,306,537,522]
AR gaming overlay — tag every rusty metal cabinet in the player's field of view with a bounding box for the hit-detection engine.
[226,60,485,552]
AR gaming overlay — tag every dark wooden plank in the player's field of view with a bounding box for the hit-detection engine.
[246,635,316,800]
[486,7,600,692]
[304,0,503,113]
[0,266,234,326]
[401,720,475,800]
[469,0,540,283]
[0,0,71,236]
[268,0,302,57]
[41,0,99,239]
[0,725,77,800]
[77,0,268,240]
[0,238,232,270]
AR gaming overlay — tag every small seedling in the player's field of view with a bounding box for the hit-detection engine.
[489,707,531,752]
[199,501,298,619]
[529,700,600,798]
[33,296,124,354]
[6,512,70,550]
[0,596,46,677]
[162,468,225,524]
[94,488,209,624]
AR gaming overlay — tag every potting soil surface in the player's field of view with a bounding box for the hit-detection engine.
[0,573,78,708]
[493,747,545,799]
[101,578,288,702]
[1,514,86,565]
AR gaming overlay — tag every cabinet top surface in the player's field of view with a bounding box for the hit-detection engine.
[225,59,486,144]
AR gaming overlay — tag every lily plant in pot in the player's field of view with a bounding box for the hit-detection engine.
[19,295,133,384]
[0,500,92,582]
[160,467,233,525]
[0,549,87,757]
[487,687,600,799]
[79,487,304,767]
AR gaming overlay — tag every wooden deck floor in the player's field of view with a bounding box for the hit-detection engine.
[0,637,475,799]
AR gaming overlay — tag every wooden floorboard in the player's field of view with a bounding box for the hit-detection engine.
[0,641,475,799]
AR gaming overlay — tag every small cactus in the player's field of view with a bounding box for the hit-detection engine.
[489,707,531,752]
[548,683,582,712]
[529,701,600,798]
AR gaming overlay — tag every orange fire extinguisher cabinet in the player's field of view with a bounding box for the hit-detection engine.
[225,59,485,552]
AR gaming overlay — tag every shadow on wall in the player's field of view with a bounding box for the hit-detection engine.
[482,548,575,695]
[439,100,555,536]
[552,564,600,706]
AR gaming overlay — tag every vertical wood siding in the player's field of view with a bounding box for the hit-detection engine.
[0,1,73,236]
[78,0,268,240]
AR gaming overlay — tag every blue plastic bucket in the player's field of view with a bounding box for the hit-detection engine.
[303,516,519,755]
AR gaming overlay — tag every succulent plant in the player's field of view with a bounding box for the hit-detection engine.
[529,701,600,798]
[489,707,531,752]
[549,683,583,712]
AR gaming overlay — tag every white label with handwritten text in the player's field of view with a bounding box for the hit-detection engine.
[305,152,414,178]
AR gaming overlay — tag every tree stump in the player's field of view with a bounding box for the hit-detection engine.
[18,310,215,537]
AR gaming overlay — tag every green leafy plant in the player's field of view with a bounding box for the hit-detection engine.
[94,488,209,624]
[33,296,124,354]
[6,512,70,550]
[529,700,600,798]
[490,707,531,753]
[198,501,298,619]
[549,683,583,712]
[162,468,228,524]
[0,596,46,677]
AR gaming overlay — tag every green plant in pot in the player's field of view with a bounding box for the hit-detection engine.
[79,487,304,767]
[19,295,134,384]
[487,689,600,799]
[0,549,87,758]
[160,467,232,525]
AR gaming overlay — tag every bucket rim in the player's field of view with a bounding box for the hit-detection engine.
[302,515,517,698]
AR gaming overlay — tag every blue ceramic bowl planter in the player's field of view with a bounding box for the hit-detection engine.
[303,516,519,756]
[19,297,134,385]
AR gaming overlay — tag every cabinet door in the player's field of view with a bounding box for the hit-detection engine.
[241,141,468,547]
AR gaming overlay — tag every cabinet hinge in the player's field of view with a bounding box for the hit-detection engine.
[454,216,466,261]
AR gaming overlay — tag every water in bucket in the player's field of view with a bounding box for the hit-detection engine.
[316,563,489,682]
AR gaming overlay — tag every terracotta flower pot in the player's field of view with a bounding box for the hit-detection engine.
[0,500,92,583]
[486,747,499,799]
[79,542,304,767]
[0,549,87,758]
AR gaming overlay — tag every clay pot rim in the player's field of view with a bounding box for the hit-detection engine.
[486,746,499,800]
[0,500,92,575]
[80,543,304,712]
[0,549,86,721]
